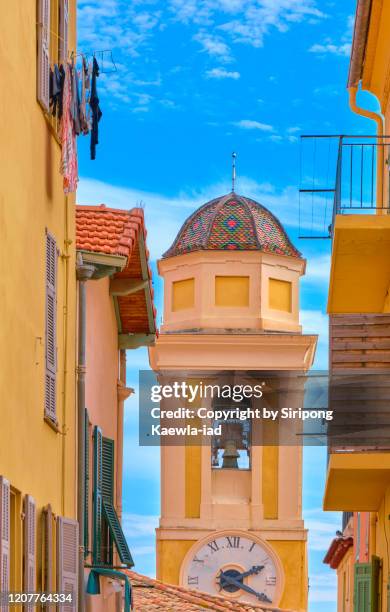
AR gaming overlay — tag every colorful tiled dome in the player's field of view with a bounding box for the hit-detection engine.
[163,193,301,258]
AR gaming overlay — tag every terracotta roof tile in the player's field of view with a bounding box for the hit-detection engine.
[126,571,294,612]
[76,204,145,259]
[76,204,157,335]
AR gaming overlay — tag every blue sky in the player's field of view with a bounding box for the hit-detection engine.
[76,1,378,609]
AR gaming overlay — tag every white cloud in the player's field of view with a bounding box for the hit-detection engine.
[234,119,274,131]
[309,42,351,57]
[300,309,328,369]
[287,126,300,134]
[121,513,159,538]
[304,253,331,284]
[206,67,240,79]
[194,31,232,61]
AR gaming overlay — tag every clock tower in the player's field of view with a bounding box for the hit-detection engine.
[149,192,317,611]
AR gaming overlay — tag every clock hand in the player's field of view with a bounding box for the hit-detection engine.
[237,565,264,580]
[218,573,272,603]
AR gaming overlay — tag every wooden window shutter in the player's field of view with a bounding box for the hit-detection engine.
[353,558,380,612]
[101,437,134,567]
[37,0,51,110]
[24,495,36,609]
[57,517,78,612]
[84,409,90,558]
[59,0,69,63]
[0,476,10,608]
[102,437,114,503]
[92,426,103,565]
[45,232,58,423]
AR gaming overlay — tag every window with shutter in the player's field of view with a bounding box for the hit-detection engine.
[354,557,380,612]
[0,476,10,611]
[37,0,51,110]
[92,431,134,568]
[59,0,69,63]
[93,426,103,565]
[24,495,36,611]
[43,505,54,597]
[45,232,58,424]
[84,409,90,559]
[57,517,78,612]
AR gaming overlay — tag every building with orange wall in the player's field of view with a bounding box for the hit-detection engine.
[75,204,156,610]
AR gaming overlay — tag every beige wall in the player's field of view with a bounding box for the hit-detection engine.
[159,250,304,333]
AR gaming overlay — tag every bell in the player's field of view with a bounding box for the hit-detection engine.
[222,439,240,469]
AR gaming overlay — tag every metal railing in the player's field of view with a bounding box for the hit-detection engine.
[299,135,390,239]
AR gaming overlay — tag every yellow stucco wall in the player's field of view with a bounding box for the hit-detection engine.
[0,0,77,590]
[172,278,195,311]
[269,278,292,312]
[157,540,195,584]
[215,275,250,307]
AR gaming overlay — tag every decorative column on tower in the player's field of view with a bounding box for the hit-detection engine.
[149,192,317,612]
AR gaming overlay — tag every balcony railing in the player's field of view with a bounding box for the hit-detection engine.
[298,135,390,239]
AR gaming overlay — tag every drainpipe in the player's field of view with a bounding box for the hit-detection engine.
[76,254,95,612]
[348,87,386,213]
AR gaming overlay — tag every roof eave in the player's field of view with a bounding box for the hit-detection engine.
[347,0,372,88]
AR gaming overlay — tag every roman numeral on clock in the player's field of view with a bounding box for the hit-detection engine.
[192,556,204,564]
[188,576,199,585]
[226,536,240,548]
[208,540,219,553]
[266,576,276,585]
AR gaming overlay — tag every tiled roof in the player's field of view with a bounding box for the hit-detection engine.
[163,193,301,259]
[323,536,353,569]
[127,571,293,612]
[76,204,145,259]
[76,204,157,336]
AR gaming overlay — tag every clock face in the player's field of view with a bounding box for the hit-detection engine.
[180,531,282,605]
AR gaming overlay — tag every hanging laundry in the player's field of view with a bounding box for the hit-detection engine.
[70,64,81,136]
[79,55,91,135]
[60,63,78,194]
[89,57,102,160]
[49,64,65,119]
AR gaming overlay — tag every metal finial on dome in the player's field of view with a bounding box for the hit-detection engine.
[232,152,237,192]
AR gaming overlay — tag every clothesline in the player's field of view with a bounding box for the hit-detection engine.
[36,23,117,73]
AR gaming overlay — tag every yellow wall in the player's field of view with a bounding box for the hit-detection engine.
[269,278,292,312]
[157,540,194,584]
[215,275,250,307]
[0,0,77,589]
[270,540,308,612]
[336,548,353,612]
[172,278,195,311]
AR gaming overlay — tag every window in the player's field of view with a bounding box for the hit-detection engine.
[211,400,251,470]
[37,0,69,119]
[268,278,292,312]
[57,516,78,611]
[92,427,133,567]
[353,557,380,611]
[42,505,55,595]
[215,276,249,307]
[0,476,10,597]
[23,495,36,605]
[172,278,195,312]
[84,409,90,559]
[45,231,58,424]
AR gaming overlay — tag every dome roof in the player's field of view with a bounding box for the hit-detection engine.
[163,192,301,259]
